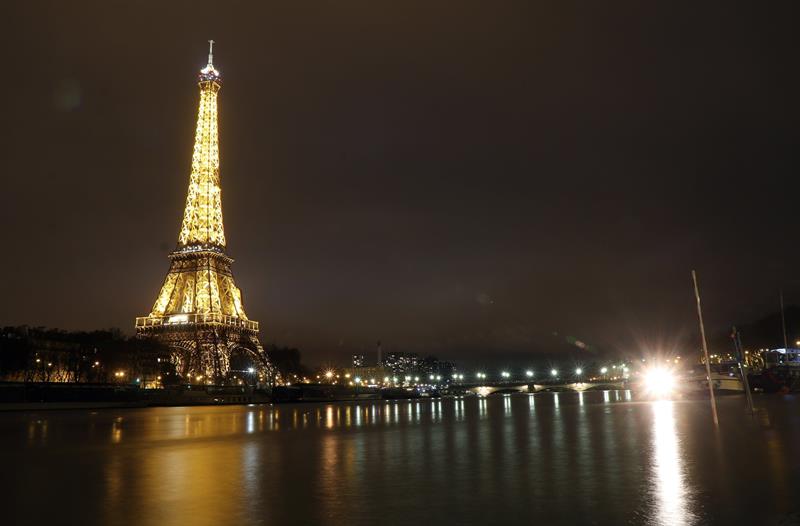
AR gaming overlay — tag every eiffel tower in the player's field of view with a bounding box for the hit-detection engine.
[136,42,271,384]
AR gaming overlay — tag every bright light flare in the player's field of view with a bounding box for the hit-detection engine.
[644,367,675,398]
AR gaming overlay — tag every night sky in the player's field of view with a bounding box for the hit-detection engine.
[3,2,800,365]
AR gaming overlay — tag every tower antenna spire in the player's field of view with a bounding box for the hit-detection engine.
[208,39,215,66]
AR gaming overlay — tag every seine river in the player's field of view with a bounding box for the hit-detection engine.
[2,392,799,525]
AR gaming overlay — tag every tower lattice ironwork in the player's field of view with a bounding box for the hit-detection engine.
[136,42,272,384]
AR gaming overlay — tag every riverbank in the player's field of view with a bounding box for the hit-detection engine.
[0,381,438,411]
[0,381,272,411]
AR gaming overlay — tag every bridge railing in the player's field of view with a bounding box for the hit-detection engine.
[135,314,258,332]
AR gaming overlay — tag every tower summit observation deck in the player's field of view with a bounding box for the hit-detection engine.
[135,42,271,383]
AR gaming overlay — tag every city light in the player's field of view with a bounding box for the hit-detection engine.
[354,376,361,383]
[644,367,675,398]
[551,369,558,377]
[526,370,534,377]
[600,367,608,374]
[501,371,510,378]
[575,368,583,375]
[247,367,255,373]
[325,371,334,379]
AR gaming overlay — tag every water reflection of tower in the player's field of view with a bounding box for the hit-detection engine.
[377,340,382,366]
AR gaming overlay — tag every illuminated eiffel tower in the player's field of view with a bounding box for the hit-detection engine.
[136,42,271,384]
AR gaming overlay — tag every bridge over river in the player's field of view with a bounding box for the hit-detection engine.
[452,380,627,396]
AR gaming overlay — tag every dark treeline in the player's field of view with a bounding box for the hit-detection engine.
[0,326,174,384]
[265,345,310,381]
[708,305,800,354]
[0,326,311,385]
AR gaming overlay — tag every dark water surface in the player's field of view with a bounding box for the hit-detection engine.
[2,392,800,525]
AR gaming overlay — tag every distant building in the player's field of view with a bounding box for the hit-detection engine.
[344,365,391,385]
[352,354,366,368]
[382,352,420,374]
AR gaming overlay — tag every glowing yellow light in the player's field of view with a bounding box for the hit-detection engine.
[178,72,225,248]
[134,46,267,387]
[644,367,675,398]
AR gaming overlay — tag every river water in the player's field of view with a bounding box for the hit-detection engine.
[1,392,799,525]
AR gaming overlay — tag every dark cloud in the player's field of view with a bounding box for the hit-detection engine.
[3,1,800,365]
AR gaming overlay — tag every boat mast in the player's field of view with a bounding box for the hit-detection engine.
[692,270,719,426]
[780,290,789,349]
[732,326,755,415]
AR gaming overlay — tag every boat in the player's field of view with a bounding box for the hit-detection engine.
[747,348,800,393]
[676,363,745,395]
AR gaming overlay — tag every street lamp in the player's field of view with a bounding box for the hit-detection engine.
[575,368,582,376]
[600,367,608,374]
[525,370,534,377]
[501,371,510,379]
[551,369,558,377]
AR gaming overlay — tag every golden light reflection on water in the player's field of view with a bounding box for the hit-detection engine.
[90,393,634,439]
[16,392,792,525]
[650,401,694,526]
[85,392,647,446]
[27,419,48,445]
